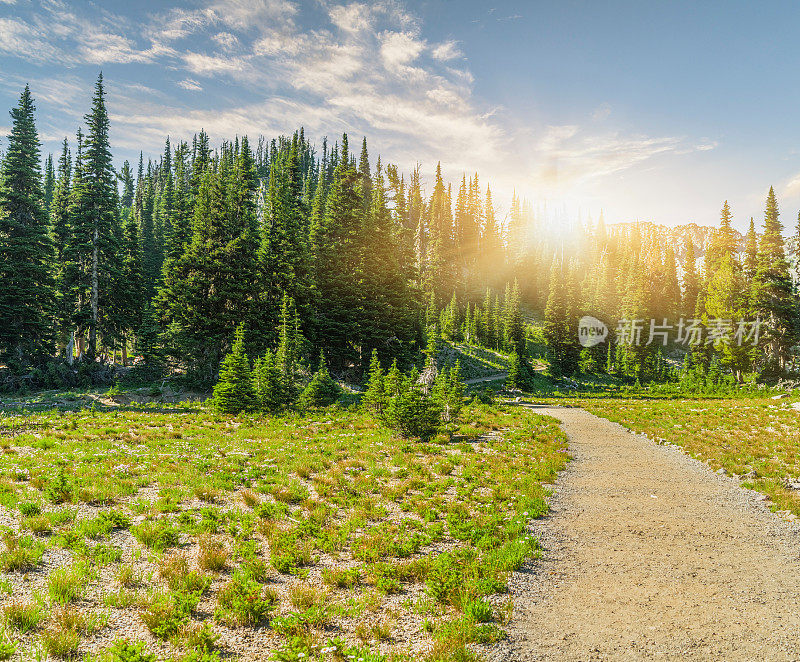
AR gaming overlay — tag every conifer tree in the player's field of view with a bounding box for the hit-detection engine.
[662,246,681,321]
[118,201,144,363]
[275,294,299,407]
[362,349,386,416]
[682,239,699,318]
[309,134,364,371]
[544,257,569,375]
[73,74,121,360]
[299,352,341,409]
[705,253,749,381]
[752,186,795,371]
[157,146,261,384]
[51,138,73,353]
[261,132,311,331]
[706,200,738,276]
[210,324,255,414]
[118,160,134,209]
[253,350,282,413]
[360,158,416,367]
[0,86,55,367]
[43,153,55,213]
[164,141,191,266]
[744,217,758,284]
[134,303,164,377]
[502,280,525,354]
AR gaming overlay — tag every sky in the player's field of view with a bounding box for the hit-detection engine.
[2,0,800,232]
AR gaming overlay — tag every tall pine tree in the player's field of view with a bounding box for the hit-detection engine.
[0,86,54,368]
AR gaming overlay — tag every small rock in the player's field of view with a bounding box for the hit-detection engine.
[771,393,790,399]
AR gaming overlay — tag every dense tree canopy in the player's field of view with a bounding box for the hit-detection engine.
[1,76,799,388]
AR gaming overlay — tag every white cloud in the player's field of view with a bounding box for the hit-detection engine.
[212,32,239,51]
[77,32,171,64]
[213,0,297,30]
[529,124,689,198]
[0,17,61,63]
[380,31,425,73]
[782,172,800,198]
[177,79,203,91]
[329,3,374,33]
[431,40,461,61]
[183,52,247,75]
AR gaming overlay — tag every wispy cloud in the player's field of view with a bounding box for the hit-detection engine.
[431,40,462,61]
[177,78,203,92]
[0,0,709,216]
[525,122,716,204]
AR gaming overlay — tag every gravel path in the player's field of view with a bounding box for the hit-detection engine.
[489,405,800,661]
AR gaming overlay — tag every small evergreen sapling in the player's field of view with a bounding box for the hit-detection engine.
[299,352,341,409]
[252,351,282,414]
[361,349,386,416]
[210,324,255,414]
[383,373,441,442]
[505,351,536,391]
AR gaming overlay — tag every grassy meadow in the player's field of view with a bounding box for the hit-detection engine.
[0,397,568,661]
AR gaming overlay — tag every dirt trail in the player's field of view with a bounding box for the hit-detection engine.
[490,406,800,661]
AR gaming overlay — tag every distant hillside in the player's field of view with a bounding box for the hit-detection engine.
[608,221,746,266]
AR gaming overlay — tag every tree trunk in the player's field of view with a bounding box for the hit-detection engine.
[65,333,74,366]
[122,341,128,367]
[89,225,99,360]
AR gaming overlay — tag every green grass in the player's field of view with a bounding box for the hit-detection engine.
[3,599,46,633]
[0,396,568,659]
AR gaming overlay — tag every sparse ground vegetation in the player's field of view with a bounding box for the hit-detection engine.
[0,397,567,660]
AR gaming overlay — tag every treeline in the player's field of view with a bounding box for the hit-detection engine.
[542,194,800,382]
[0,76,535,388]
[1,75,799,391]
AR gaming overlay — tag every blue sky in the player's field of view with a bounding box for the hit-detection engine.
[2,0,800,231]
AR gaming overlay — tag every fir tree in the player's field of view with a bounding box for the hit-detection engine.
[682,239,699,318]
[362,349,386,416]
[309,134,364,371]
[261,132,311,331]
[43,153,55,213]
[119,160,134,208]
[157,146,261,384]
[51,138,72,354]
[74,74,121,360]
[706,200,738,276]
[275,294,299,407]
[705,253,749,381]
[210,324,255,414]
[299,352,342,409]
[752,186,795,371]
[744,217,758,283]
[544,257,568,375]
[360,158,416,367]
[0,86,55,367]
[253,351,282,414]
